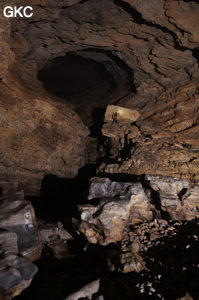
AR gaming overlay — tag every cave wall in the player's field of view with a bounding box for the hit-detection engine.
[0,0,199,193]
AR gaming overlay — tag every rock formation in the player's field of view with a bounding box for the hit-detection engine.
[77,175,199,245]
[0,190,42,299]
[0,0,198,192]
[75,175,199,275]
[0,0,199,298]
[77,178,153,245]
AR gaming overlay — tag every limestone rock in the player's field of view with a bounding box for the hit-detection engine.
[176,293,194,300]
[0,97,89,195]
[87,177,132,200]
[100,88,199,182]
[65,277,136,300]
[0,190,42,299]
[38,220,73,259]
[0,231,38,300]
[146,174,199,220]
[0,0,199,185]
[0,191,43,261]
[38,221,73,243]
[104,105,140,123]
[107,245,147,273]
[65,279,100,300]
[77,179,153,245]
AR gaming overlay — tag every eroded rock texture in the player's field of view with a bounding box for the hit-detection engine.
[77,178,153,245]
[76,176,199,246]
[0,190,42,299]
[0,0,199,191]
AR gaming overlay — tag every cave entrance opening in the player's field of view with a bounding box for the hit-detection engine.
[35,50,136,220]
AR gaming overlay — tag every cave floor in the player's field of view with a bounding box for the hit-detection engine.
[15,214,199,300]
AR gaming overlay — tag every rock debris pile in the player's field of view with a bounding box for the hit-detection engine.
[1,174,199,300]
[76,175,199,247]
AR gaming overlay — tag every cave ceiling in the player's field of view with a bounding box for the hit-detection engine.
[0,0,199,193]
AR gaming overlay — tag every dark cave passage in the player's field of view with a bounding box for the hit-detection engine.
[37,50,135,126]
[38,54,116,102]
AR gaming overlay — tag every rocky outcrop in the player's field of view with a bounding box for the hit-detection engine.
[104,105,140,123]
[75,175,199,276]
[0,0,199,188]
[100,98,199,182]
[38,221,73,259]
[145,174,199,221]
[0,190,42,299]
[77,176,199,245]
[77,178,153,245]
[0,94,89,195]
[0,190,43,261]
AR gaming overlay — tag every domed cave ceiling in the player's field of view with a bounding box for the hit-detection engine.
[0,0,199,194]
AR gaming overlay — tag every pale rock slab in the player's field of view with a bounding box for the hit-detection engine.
[104,105,140,123]
[145,174,199,220]
[77,179,153,245]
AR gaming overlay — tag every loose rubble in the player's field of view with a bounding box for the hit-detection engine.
[2,174,199,300]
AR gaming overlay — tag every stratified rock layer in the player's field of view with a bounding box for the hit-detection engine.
[76,175,199,248]
[0,0,199,187]
[0,96,89,194]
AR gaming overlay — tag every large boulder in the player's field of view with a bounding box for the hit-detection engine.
[76,178,153,245]
[0,190,42,299]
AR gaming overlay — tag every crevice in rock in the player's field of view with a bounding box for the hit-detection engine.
[114,0,175,35]
[114,0,192,55]
[177,188,188,202]
[140,175,170,220]
[193,47,199,64]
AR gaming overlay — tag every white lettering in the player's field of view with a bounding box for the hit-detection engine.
[3,6,33,18]
[14,6,23,17]
[3,6,13,18]
[23,6,33,18]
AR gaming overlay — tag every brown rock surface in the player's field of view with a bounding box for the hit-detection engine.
[77,179,153,245]
[76,175,199,247]
[146,174,199,221]
[0,0,199,187]
[0,95,89,194]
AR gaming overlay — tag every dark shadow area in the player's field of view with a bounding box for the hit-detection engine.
[139,219,199,300]
[193,47,199,64]
[37,54,116,102]
[97,172,140,183]
[74,48,136,94]
[119,134,135,160]
[89,107,106,139]
[178,188,188,201]
[37,49,136,126]
[16,218,199,300]
[140,174,170,220]
[26,164,97,222]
